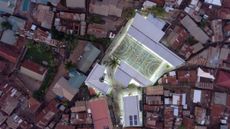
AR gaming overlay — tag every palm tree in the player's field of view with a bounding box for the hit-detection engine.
[104,56,120,69]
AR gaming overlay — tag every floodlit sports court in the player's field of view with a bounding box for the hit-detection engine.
[113,34,163,79]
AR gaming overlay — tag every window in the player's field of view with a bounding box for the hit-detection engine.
[129,115,133,126]
[134,115,138,125]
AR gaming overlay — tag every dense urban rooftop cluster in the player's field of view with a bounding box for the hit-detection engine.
[0,0,229,129]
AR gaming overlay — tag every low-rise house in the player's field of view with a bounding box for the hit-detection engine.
[71,101,87,113]
[145,112,163,129]
[66,0,86,9]
[0,16,26,45]
[210,104,226,126]
[195,68,215,89]
[217,8,230,20]
[1,96,19,115]
[76,42,101,73]
[144,86,164,129]
[54,12,86,34]
[192,89,212,107]
[31,0,60,6]
[87,23,108,38]
[35,100,59,129]
[70,101,92,125]
[27,97,41,114]
[181,15,209,44]
[183,117,195,129]
[55,124,75,129]
[164,26,189,51]
[213,92,227,105]
[211,19,224,42]
[88,97,113,129]
[216,70,230,89]
[0,0,17,14]
[184,0,203,22]
[0,112,7,125]
[53,70,86,101]
[19,60,48,82]
[194,126,207,129]
[32,5,54,29]
[194,106,207,125]
[144,86,164,96]
[89,0,123,17]
[0,60,7,73]
[204,0,222,6]
[6,114,23,129]
[19,25,63,47]
[164,107,174,129]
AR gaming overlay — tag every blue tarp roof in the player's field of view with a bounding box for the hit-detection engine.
[68,69,86,89]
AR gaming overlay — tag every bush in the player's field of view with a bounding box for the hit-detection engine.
[123,8,136,20]
[1,21,12,30]
[87,15,105,24]
[50,27,65,41]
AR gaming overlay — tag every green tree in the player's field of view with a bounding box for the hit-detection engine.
[87,15,105,24]
[1,21,12,30]
[50,27,65,41]
[33,90,44,101]
[123,8,136,20]
[104,56,120,69]
[148,6,166,17]
[64,61,75,70]
[64,34,78,51]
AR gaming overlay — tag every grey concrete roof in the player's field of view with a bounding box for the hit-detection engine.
[77,42,101,73]
[1,30,17,45]
[181,15,209,43]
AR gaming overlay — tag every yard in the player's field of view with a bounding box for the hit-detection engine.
[25,41,59,101]
[25,41,56,66]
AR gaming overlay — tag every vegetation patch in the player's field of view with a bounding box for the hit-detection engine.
[87,15,105,24]
[26,41,58,101]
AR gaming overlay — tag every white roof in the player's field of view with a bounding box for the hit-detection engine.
[172,106,179,116]
[85,63,111,95]
[123,96,141,127]
[114,67,132,87]
[172,94,180,105]
[191,0,199,6]
[116,61,153,87]
[197,67,215,80]
[146,14,166,30]
[205,0,222,6]
[193,89,201,103]
[131,13,165,43]
[143,1,156,9]
[165,98,171,105]
[182,93,187,109]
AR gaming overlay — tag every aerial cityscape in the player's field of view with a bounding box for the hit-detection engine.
[0,0,229,129]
